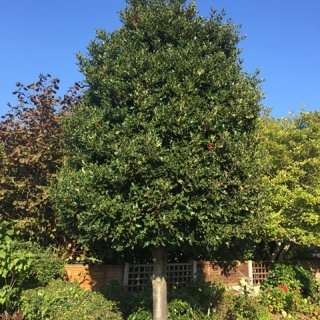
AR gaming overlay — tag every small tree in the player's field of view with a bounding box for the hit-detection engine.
[259,111,320,261]
[0,74,81,246]
[53,1,265,318]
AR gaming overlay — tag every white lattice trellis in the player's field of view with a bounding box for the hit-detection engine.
[123,261,197,292]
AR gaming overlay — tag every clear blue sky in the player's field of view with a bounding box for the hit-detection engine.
[1,0,319,119]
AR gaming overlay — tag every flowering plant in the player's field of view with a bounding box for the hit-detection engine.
[279,285,288,292]
[259,264,320,317]
[260,263,315,297]
[259,285,300,314]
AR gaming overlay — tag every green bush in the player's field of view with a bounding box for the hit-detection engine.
[127,307,152,320]
[261,263,315,297]
[105,276,225,319]
[259,285,320,318]
[222,295,271,320]
[103,281,139,319]
[259,285,301,314]
[128,299,206,320]
[20,279,122,320]
[259,263,320,318]
[0,220,33,313]
[0,219,66,313]
[167,299,206,319]
[14,242,65,288]
[204,289,271,320]
[312,281,320,305]
[168,275,225,314]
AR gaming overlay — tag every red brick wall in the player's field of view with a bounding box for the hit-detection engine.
[65,261,250,291]
[65,261,320,291]
[198,261,249,286]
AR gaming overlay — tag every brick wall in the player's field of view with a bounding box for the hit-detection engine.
[65,261,249,291]
[65,260,320,291]
[198,261,249,286]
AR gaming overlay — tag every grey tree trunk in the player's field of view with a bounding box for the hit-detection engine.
[151,247,168,320]
[270,240,291,262]
[278,241,291,261]
[270,241,283,262]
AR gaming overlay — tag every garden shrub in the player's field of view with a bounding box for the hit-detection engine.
[167,299,195,319]
[312,281,320,305]
[168,275,225,315]
[259,285,320,318]
[105,276,225,319]
[259,285,301,314]
[103,280,140,319]
[0,220,33,313]
[127,300,206,320]
[292,264,316,297]
[210,289,236,319]
[226,295,271,320]
[207,289,271,320]
[104,270,320,319]
[127,307,152,320]
[261,263,315,297]
[0,219,66,313]
[20,279,122,320]
[14,242,65,289]
[259,263,320,318]
[167,299,208,319]
[123,276,226,319]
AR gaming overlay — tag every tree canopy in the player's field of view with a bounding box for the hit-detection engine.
[53,0,264,258]
[0,74,81,246]
[259,111,320,261]
[52,1,265,317]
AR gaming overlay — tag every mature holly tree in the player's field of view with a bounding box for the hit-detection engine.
[52,0,265,318]
[259,111,320,261]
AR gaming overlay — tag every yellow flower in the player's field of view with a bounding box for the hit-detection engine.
[239,279,247,287]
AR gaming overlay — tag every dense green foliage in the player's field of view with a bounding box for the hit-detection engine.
[20,280,122,320]
[259,263,320,318]
[0,220,33,312]
[102,272,320,319]
[261,263,315,298]
[4,1,320,319]
[14,242,66,289]
[260,111,320,260]
[52,0,265,262]
[104,277,272,319]
[0,220,65,313]
[229,295,271,320]
[103,275,225,318]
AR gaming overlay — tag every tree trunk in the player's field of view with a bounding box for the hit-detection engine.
[270,240,291,262]
[270,241,283,262]
[278,241,291,261]
[151,247,168,320]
